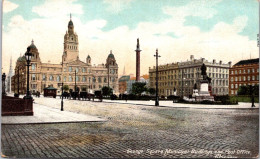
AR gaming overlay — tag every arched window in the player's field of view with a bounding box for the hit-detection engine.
[69,76,72,82]
[31,74,36,81]
[82,68,85,73]
[98,77,101,83]
[42,74,46,81]
[64,76,66,82]
[49,75,53,81]
[32,64,36,70]
[104,78,107,83]
[82,76,86,82]
[76,67,79,73]
[69,67,72,72]
[57,76,60,82]
[76,76,79,82]
[93,77,96,83]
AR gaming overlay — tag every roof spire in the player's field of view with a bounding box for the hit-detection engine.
[123,65,126,75]
[31,39,34,44]
[110,50,112,54]
[70,13,72,20]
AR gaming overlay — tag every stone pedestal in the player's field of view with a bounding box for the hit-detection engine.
[199,82,210,96]
[195,80,214,101]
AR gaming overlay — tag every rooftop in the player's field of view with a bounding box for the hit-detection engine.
[119,75,130,82]
[234,58,259,66]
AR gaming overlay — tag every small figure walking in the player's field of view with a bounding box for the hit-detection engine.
[251,94,255,107]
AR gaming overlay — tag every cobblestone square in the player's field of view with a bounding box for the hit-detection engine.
[1,98,259,158]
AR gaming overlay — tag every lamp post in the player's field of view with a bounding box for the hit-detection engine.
[181,70,186,98]
[17,67,24,97]
[24,47,32,99]
[154,48,160,106]
[61,62,64,111]
[108,63,110,89]
[2,73,6,96]
[74,70,77,100]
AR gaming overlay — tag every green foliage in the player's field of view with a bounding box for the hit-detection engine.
[101,86,113,96]
[148,88,156,95]
[132,82,147,95]
[63,85,69,92]
[237,85,259,96]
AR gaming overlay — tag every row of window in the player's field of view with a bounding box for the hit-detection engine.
[231,68,259,74]
[67,45,77,50]
[39,74,116,83]
[230,75,259,82]
[231,83,257,89]
[159,87,228,95]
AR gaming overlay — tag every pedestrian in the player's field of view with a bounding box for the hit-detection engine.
[251,95,255,108]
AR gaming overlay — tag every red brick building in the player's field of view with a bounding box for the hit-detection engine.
[229,58,259,95]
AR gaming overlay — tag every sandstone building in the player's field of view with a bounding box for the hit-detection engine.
[12,16,118,94]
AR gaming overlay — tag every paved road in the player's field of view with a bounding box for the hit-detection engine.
[1,99,259,158]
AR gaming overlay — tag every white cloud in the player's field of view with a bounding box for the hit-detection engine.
[103,0,132,14]
[2,0,258,78]
[32,0,83,17]
[3,0,18,13]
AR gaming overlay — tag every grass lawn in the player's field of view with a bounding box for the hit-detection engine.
[230,96,259,103]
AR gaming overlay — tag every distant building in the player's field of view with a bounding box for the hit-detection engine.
[119,75,130,94]
[6,57,14,93]
[126,75,149,94]
[229,58,259,95]
[149,55,231,97]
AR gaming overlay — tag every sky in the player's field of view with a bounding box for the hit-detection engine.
[2,0,259,76]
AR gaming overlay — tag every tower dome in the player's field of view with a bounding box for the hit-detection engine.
[108,50,115,59]
[68,20,73,27]
[29,40,37,49]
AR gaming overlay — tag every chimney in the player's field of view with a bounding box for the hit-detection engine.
[219,60,222,65]
[228,61,232,67]
[213,59,216,64]
[202,58,205,62]
[190,55,194,61]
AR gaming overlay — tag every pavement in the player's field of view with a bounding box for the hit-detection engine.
[1,103,106,124]
[102,99,259,109]
[2,100,258,158]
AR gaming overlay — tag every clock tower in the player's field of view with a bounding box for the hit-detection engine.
[62,14,79,63]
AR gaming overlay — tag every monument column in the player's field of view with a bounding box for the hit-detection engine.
[135,38,142,82]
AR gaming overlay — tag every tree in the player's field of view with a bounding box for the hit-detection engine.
[101,86,113,96]
[132,82,147,95]
[147,87,156,95]
[237,84,259,96]
[63,85,69,92]
[237,86,249,95]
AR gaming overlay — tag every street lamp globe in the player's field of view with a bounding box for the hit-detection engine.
[25,47,32,63]
[2,73,6,81]
[24,47,33,99]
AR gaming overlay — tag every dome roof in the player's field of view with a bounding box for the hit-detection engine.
[29,40,37,49]
[68,20,73,27]
[108,50,115,59]
[17,56,26,62]
[87,55,91,59]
